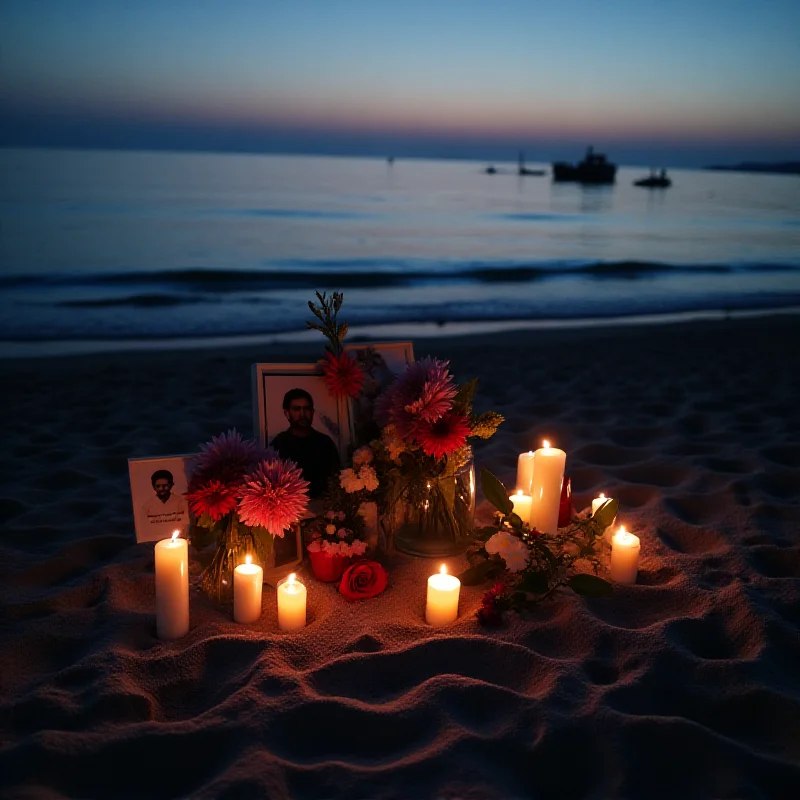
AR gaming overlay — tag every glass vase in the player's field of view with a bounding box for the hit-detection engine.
[390,458,476,557]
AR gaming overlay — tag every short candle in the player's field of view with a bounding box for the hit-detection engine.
[233,554,263,624]
[529,440,567,535]
[509,490,532,525]
[592,493,608,515]
[155,530,190,640]
[277,573,307,632]
[610,526,640,584]
[516,450,535,494]
[426,565,461,627]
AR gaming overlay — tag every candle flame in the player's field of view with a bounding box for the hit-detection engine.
[514,490,523,497]
[440,564,447,575]
[288,573,296,586]
[528,450,534,456]
[245,554,252,566]
[543,439,550,449]
[171,530,180,541]
[619,525,626,534]
[599,493,605,500]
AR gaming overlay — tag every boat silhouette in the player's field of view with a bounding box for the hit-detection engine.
[518,152,546,176]
[634,169,671,188]
[552,146,616,184]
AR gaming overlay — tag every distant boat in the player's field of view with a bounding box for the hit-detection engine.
[552,146,617,184]
[634,169,671,188]
[518,152,546,177]
[485,165,498,174]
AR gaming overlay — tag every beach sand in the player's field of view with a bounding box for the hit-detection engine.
[1,315,799,799]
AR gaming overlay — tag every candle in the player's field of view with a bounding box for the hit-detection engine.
[529,440,567,534]
[509,490,532,525]
[592,493,619,543]
[426,565,461,626]
[233,554,263,624]
[155,530,189,640]
[592,493,607,515]
[516,451,535,494]
[610,526,640,584]
[277,573,307,632]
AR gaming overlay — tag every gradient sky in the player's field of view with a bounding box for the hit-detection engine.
[2,0,799,165]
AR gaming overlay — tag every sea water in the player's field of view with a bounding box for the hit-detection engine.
[1,148,798,354]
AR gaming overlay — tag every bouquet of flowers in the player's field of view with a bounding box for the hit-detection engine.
[307,291,504,556]
[186,429,309,602]
[461,469,616,624]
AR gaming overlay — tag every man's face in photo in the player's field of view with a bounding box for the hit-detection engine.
[153,477,173,501]
[285,397,314,431]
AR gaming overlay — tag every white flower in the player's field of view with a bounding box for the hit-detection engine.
[358,465,380,492]
[485,531,516,555]
[503,546,530,573]
[353,446,373,467]
[350,539,368,556]
[340,468,364,493]
[485,531,530,573]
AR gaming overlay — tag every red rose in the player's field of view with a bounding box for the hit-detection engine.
[339,560,388,600]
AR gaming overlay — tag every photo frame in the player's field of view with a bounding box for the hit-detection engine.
[128,452,303,579]
[128,454,195,544]
[344,340,415,381]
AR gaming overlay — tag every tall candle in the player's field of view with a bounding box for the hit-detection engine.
[155,530,189,640]
[516,451,535,493]
[426,565,461,626]
[509,490,532,525]
[277,573,307,632]
[529,440,567,534]
[610,527,640,584]
[234,554,263,624]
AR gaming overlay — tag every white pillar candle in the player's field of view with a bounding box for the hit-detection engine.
[516,451,535,494]
[233,554,263,624]
[592,493,619,543]
[610,527,640,584]
[529,440,567,535]
[155,530,189,640]
[277,573,307,632]
[592,493,608,515]
[509,490,532,525]
[426,565,461,626]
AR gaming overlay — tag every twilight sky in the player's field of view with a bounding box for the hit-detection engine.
[2,0,799,166]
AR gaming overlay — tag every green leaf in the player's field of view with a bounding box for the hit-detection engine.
[196,511,218,530]
[453,378,478,412]
[592,498,618,531]
[515,570,550,595]
[251,526,275,554]
[481,468,513,515]
[567,574,613,597]
[189,522,216,550]
[458,558,503,586]
[472,525,498,542]
[535,540,559,570]
[506,512,524,531]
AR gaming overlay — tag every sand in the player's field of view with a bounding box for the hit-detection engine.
[1,314,799,799]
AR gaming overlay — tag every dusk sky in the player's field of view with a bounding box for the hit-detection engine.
[2,0,799,166]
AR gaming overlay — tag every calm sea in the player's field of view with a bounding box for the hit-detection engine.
[1,148,799,355]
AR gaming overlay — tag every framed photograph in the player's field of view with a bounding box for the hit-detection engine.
[344,341,415,445]
[252,363,349,498]
[128,454,194,543]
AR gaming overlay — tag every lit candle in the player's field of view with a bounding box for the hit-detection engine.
[592,493,618,544]
[426,565,461,626]
[509,490,532,525]
[592,493,608,515]
[155,530,189,640]
[610,526,640,584]
[516,450,535,494]
[529,440,567,534]
[234,554,263,624]
[277,573,307,632]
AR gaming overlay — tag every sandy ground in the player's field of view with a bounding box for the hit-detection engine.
[1,315,799,799]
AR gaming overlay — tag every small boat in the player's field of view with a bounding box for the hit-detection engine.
[518,152,546,176]
[634,169,671,188]
[485,165,498,175]
[552,146,616,184]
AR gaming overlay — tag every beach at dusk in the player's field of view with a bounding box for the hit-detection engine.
[2,2,799,798]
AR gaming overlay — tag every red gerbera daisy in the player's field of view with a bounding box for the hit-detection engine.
[414,410,471,459]
[185,478,239,522]
[321,351,364,399]
[238,457,310,537]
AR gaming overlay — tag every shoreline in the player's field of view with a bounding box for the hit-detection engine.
[2,304,799,361]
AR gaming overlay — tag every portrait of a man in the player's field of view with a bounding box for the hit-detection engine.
[128,456,193,543]
[270,388,341,498]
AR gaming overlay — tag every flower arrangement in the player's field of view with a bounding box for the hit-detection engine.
[186,429,309,602]
[306,291,504,556]
[460,469,616,624]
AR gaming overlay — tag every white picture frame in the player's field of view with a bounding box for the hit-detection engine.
[344,340,415,379]
[128,454,194,543]
[251,362,350,463]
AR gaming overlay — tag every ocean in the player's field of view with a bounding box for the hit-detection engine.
[1,147,799,356]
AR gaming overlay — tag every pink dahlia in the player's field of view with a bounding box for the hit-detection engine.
[375,357,457,438]
[237,457,310,537]
[192,429,268,487]
[185,479,239,522]
[414,410,471,459]
[321,351,364,399]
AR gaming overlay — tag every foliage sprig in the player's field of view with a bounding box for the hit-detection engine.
[307,291,347,355]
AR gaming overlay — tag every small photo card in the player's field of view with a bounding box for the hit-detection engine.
[128,454,195,543]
